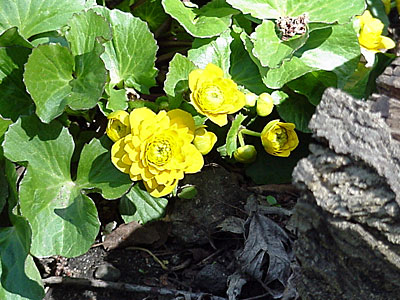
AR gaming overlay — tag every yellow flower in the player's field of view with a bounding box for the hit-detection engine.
[193,126,217,155]
[234,145,257,163]
[256,93,274,117]
[106,110,130,142]
[111,107,204,197]
[189,63,246,127]
[261,120,299,157]
[357,10,395,52]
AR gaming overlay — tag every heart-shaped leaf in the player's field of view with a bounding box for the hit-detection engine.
[3,115,132,257]
[120,184,168,224]
[93,6,158,93]
[226,0,365,23]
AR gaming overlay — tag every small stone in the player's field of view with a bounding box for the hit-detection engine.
[94,263,121,281]
[194,263,228,295]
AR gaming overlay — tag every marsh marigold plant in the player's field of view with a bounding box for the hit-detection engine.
[189,63,246,127]
[109,107,204,197]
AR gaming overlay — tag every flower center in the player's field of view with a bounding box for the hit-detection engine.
[146,138,172,166]
[200,85,224,110]
[273,128,288,147]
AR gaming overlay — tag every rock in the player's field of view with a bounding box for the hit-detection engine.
[169,165,250,245]
[291,87,400,300]
[94,263,121,281]
[194,263,228,295]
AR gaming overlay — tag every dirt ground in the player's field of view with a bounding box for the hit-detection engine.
[39,164,299,300]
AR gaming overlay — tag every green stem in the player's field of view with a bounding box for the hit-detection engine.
[238,131,245,147]
[241,128,261,138]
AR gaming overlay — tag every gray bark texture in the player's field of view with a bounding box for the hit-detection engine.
[291,60,400,299]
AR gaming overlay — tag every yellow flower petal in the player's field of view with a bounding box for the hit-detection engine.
[110,107,204,197]
[188,63,245,127]
[168,109,195,134]
[379,36,396,50]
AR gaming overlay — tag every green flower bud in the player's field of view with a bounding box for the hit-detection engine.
[245,92,257,107]
[256,93,274,117]
[234,145,257,163]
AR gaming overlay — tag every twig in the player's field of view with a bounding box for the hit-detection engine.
[241,292,271,300]
[42,276,227,300]
[248,184,299,196]
[126,246,169,271]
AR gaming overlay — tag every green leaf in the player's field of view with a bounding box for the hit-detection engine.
[276,93,315,133]
[188,30,233,76]
[226,113,247,157]
[132,0,168,32]
[263,23,360,88]
[164,53,196,108]
[106,89,129,111]
[65,9,112,56]
[0,159,7,214]
[287,71,337,105]
[245,132,311,184]
[226,0,365,23]
[0,27,32,48]
[263,56,314,89]
[119,184,168,224]
[230,31,267,94]
[0,0,89,39]
[0,46,33,121]
[294,23,360,87]
[3,116,131,257]
[162,0,235,38]
[24,42,107,123]
[0,216,44,300]
[252,20,308,68]
[76,137,132,199]
[93,6,158,93]
[177,185,198,199]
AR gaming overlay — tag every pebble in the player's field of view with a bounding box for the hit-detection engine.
[94,263,121,281]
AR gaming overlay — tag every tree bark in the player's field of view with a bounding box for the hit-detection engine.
[291,82,400,299]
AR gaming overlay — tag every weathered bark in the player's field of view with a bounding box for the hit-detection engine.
[291,85,400,299]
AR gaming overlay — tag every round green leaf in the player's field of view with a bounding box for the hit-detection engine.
[24,42,107,123]
[0,216,44,300]
[230,32,267,94]
[65,9,112,56]
[120,184,168,224]
[164,53,196,109]
[93,6,158,93]
[3,116,99,257]
[0,46,33,121]
[188,30,233,76]
[0,27,32,48]
[263,23,360,88]
[76,138,132,200]
[276,93,315,133]
[162,0,236,38]
[226,0,365,23]
[0,0,89,39]
[132,0,168,32]
[252,20,308,68]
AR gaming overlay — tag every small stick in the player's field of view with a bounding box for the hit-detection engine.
[126,246,169,271]
[42,276,227,300]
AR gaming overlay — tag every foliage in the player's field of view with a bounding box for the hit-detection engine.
[0,0,395,298]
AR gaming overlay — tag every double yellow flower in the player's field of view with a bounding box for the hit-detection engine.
[108,108,204,197]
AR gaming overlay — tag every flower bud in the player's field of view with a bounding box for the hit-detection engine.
[106,110,130,142]
[261,119,299,157]
[256,93,274,117]
[245,92,257,107]
[234,145,257,163]
[193,127,217,155]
